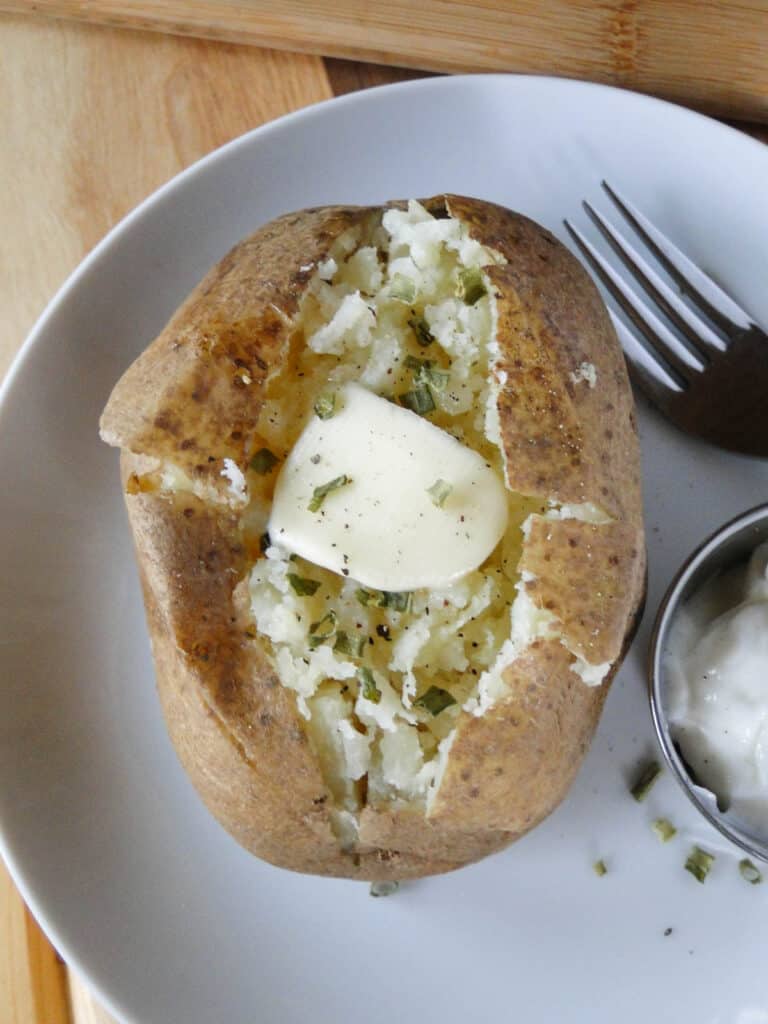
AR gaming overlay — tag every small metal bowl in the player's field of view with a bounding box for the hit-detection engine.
[649,502,768,863]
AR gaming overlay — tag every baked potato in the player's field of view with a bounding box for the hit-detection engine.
[100,194,645,880]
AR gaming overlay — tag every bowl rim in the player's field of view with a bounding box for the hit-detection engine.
[648,501,768,863]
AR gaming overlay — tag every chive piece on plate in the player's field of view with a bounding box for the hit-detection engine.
[685,846,715,884]
[308,474,351,513]
[651,818,677,843]
[287,573,321,597]
[739,859,763,885]
[414,685,456,716]
[593,859,608,877]
[370,881,399,898]
[630,760,662,802]
[249,448,279,474]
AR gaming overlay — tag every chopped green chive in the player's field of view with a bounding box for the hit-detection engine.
[404,356,449,391]
[408,314,435,348]
[456,266,487,305]
[399,384,435,416]
[249,448,279,474]
[308,611,337,649]
[427,479,452,507]
[651,818,677,843]
[355,588,412,612]
[308,474,351,513]
[369,881,399,897]
[685,846,715,884]
[389,274,416,303]
[739,859,763,885]
[380,591,412,613]
[313,393,336,420]
[422,366,448,391]
[630,760,662,802]
[414,685,456,716]
[404,354,426,371]
[357,666,381,704]
[287,573,321,597]
[333,630,366,658]
[593,859,608,877]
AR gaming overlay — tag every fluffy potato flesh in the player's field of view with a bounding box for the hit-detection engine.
[235,202,604,843]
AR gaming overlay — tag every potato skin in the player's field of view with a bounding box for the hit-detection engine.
[102,196,646,880]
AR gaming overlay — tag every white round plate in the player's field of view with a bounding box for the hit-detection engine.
[2,75,767,1024]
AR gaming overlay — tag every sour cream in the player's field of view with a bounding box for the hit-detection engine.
[665,541,768,831]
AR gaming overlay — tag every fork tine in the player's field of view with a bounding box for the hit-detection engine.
[564,219,701,384]
[601,182,754,335]
[583,201,727,355]
[609,312,684,399]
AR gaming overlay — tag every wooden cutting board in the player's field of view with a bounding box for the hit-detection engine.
[0,15,342,1023]
[0,9,766,1024]
[2,0,768,123]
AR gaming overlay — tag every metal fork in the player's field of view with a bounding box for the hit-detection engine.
[564,182,768,458]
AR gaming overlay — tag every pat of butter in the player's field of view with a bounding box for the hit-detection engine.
[269,384,508,590]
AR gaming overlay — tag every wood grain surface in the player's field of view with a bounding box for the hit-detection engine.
[0,10,766,1024]
[2,0,768,122]
[0,15,334,1023]
[0,14,332,383]
[0,862,70,1023]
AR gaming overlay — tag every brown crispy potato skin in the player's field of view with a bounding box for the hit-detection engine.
[103,196,646,880]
